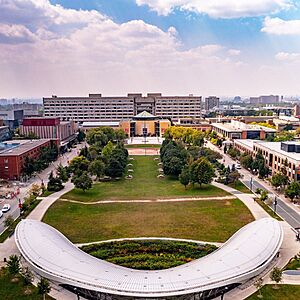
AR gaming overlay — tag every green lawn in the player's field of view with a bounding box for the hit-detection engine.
[0,268,53,300]
[81,240,217,270]
[62,156,230,202]
[285,254,300,270]
[228,180,252,193]
[43,199,254,244]
[247,285,300,300]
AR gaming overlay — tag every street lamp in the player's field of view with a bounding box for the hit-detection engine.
[73,287,80,300]
[274,196,278,213]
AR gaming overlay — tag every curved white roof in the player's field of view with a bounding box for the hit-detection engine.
[15,218,283,297]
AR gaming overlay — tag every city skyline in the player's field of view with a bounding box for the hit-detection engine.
[0,0,300,97]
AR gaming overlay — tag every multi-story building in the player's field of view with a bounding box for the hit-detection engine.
[249,95,279,105]
[211,120,276,140]
[0,109,24,129]
[0,139,51,180]
[20,117,77,148]
[234,140,300,181]
[0,126,11,142]
[43,93,202,122]
[205,96,220,111]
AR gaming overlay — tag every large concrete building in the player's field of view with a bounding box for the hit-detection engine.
[234,140,300,181]
[249,95,279,105]
[204,96,219,111]
[43,93,202,122]
[20,117,77,148]
[211,120,276,140]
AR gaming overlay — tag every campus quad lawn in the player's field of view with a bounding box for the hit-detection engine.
[62,156,230,202]
[43,199,254,244]
[247,284,300,300]
[0,268,53,300]
[228,180,252,193]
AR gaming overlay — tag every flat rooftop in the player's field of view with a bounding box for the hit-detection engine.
[212,121,276,133]
[235,139,300,162]
[0,139,50,156]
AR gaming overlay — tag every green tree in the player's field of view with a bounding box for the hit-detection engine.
[271,173,289,190]
[57,164,68,182]
[72,171,93,192]
[115,128,127,141]
[47,171,64,192]
[102,141,114,160]
[227,170,241,184]
[285,181,300,201]
[254,277,263,298]
[260,190,268,202]
[190,157,215,187]
[77,129,86,142]
[240,154,253,170]
[270,267,282,288]
[163,156,185,177]
[37,277,51,300]
[21,267,33,285]
[4,215,14,229]
[68,156,89,175]
[7,255,20,275]
[22,156,36,177]
[88,159,105,179]
[179,165,190,189]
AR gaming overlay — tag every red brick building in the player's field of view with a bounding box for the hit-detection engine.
[0,139,51,180]
[20,117,77,147]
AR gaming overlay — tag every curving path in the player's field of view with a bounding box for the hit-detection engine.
[15,218,282,298]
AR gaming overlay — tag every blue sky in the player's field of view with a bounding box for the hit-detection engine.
[0,0,300,97]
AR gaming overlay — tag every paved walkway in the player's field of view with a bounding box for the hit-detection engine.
[59,195,237,205]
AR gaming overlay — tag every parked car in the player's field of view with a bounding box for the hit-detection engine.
[2,204,11,213]
[236,164,241,169]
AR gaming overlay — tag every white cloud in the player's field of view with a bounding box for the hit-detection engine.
[275,52,300,62]
[262,17,300,35]
[0,23,36,43]
[0,0,298,97]
[136,0,292,18]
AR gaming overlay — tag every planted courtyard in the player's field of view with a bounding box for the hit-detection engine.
[81,240,217,270]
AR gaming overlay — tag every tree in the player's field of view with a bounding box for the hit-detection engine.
[115,128,127,141]
[227,170,241,184]
[254,278,263,298]
[102,141,114,160]
[77,129,86,142]
[240,154,253,170]
[7,255,20,275]
[57,164,69,182]
[260,190,268,202]
[68,156,89,175]
[179,165,190,189]
[163,156,185,177]
[190,157,215,187]
[88,159,105,179]
[22,156,35,177]
[72,172,92,192]
[21,267,33,285]
[271,173,289,190]
[270,267,282,288]
[47,171,64,192]
[4,215,14,229]
[285,181,300,201]
[38,277,51,300]
[29,183,41,197]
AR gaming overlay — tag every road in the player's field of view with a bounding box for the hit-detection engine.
[206,141,300,229]
[0,143,84,234]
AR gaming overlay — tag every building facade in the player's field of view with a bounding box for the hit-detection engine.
[205,96,219,111]
[249,95,279,105]
[212,120,276,140]
[0,126,11,142]
[0,139,51,180]
[234,140,300,181]
[43,93,202,122]
[20,117,77,147]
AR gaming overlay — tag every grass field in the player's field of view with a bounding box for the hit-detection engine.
[43,199,254,243]
[228,180,252,193]
[285,254,300,270]
[0,268,53,300]
[62,156,230,202]
[246,284,300,299]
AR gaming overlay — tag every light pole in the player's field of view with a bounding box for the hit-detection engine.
[274,196,278,213]
[220,286,229,300]
[73,287,80,300]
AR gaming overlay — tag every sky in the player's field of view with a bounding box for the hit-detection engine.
[0,0,300,98]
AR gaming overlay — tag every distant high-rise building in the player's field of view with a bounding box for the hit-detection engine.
[43,93,202,122]
[205,96,220,111]
[250,95,279,105]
